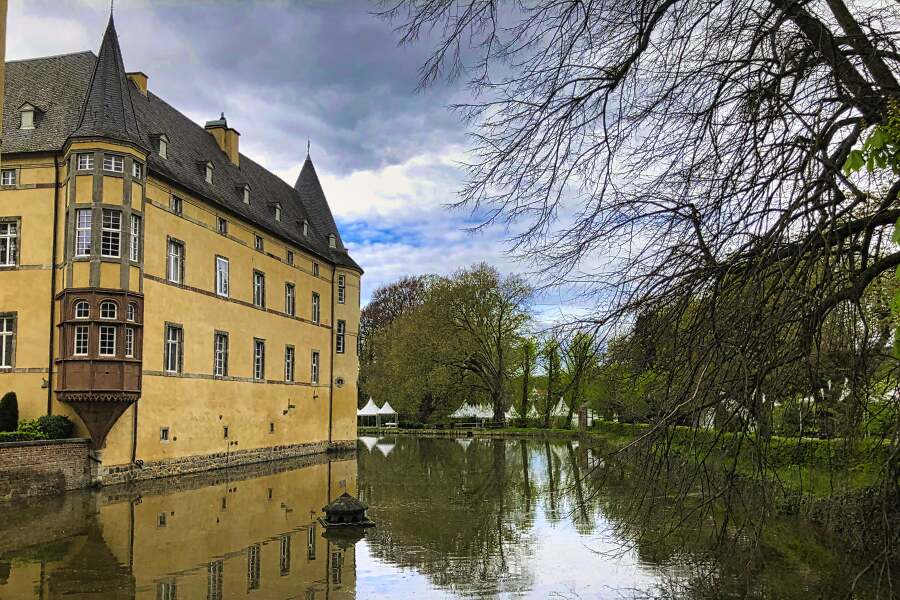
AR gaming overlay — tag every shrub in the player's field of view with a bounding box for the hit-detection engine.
[0,430,45,443]
[36,415,74,439]
[0,392,18,432]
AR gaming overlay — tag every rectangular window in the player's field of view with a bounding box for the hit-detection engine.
[214,332,228,377]
[285,283,295,316]
[157,581,176,600]
[247,544,261,591]
[160,427,170,441]
[337,274,346,304]
[167,239,184,284]
[0,221,18,266]
[165,324,183,374]
[313,262,319,277]
[171,196,183,216]
[75,209,92,257]
[286,251,294,265]
[98,325,116,356]
[307,524,317,560]
[101,209,121,258]
[253,271,266,308]
[76,153,94,171]
[280,535,292,576]
[1,169,17,186]
[215,256,229,297]
[0,315,15,368]
[284,345,295,382]
[217,217,228,235]
[124,327,135,358]
[311,292,320,324]
[311,350,320,385]
[103,154,124,173]
[132,161,143,179]
[208,561,224,600]
[129,214,141,262]
[254,339,265,380]
[74,324,89,356]
[336,320,346,354]
[254,235,264,251]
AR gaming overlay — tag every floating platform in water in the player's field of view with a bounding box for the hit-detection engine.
[320,492,376,529]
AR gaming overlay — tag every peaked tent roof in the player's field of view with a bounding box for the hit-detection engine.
[358,436,378,451]
[357,398,379,417]
[69,16,146,151]
[375,442,395,457]
[377,401,396,415]
[449,403,494,419]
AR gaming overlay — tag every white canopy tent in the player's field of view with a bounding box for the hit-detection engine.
[449,403,494,420]
[358,436,378,452]
[375,442,395,457]
[377,401,398,426]
[357,398,380,427]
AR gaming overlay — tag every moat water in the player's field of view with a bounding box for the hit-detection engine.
[0,436,886,599]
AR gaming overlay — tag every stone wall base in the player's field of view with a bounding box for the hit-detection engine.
[0,438,92,501]
[100,440,354,486]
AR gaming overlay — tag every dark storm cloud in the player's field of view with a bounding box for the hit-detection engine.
[10,0,466,177]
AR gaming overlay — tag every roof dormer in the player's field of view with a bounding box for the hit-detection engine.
[300,220,310,236]
[152,133,169,159]
[18,103,38,130]
[328,233,337,249]
[273,203,283,222]
[237,183,251,205]
[198,160,214,184]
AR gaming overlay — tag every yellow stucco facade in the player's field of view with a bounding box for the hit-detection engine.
[0,19,362,476]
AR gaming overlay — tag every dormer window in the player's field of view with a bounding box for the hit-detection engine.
[242,185,251,205]
[155,134,169,159]
[205,162,214,184]
[19,103,36,130]
[302,220,309,236]
[274,204,282,222]
[328,233,337,249]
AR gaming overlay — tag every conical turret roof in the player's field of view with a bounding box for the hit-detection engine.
[69,15,146,150]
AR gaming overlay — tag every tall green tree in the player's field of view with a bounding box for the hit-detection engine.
[0,392,18,432]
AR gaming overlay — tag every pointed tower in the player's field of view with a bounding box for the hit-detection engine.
[56,15,148,450]
[69,15,147,152]
[294,155,361,445]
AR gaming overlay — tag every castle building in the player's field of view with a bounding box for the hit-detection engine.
[0,16,361,479]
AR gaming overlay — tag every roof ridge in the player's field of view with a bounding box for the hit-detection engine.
[5,50,96,65]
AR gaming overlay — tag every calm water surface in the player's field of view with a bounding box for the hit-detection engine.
[0,436,874,599]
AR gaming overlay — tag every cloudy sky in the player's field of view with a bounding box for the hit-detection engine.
[7,0,583,317]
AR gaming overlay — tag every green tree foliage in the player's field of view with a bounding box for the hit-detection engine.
[0,392,18,432]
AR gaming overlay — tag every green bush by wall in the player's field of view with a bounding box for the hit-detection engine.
[0,393,18,432]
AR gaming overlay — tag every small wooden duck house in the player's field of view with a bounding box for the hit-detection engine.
[320,492,375,528]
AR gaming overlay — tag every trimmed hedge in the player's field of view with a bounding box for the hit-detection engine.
[0,415,74,443]
[0,392,18,432]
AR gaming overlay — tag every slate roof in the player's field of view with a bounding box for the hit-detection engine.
[322,492,368,514]
[1,19,360,272]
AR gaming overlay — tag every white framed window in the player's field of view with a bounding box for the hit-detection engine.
[302,220,309,236]
[208,561,224,600]
[1,169,17,186]
[255,235,264,251]
[167,239,184,284]
[253,271,266,308]
[214,332,228,377]
[336,320,346,354]
[274,204,282,222]
[129,214,141,262]
[337,274,346,304]
[215,256,229,297]
[125,327,135,358]
[73,325,89,356]
[328,233,336,248]
[253,339,265,380]
[77,153,94,171]
[103,154,124,173]
[19,105,35,130]
[217,217,228,235]
[284,345,295,382]
[165,325,183,373]
[0,221,18,266]
[74,301,90,319]
[285,283,295,316]
[0,315,15,368]
[280,534,292,576]
[311,292,320,324]
[310,350,320,385]
[243,185,251,204]
[132,161,144,179]
[75,209,92,257]
[205,162,214,184]
[247,544,261,591]
[98,325,116,356]
[157,135,168,159]
[99,300,117,320]
[171,196,183,216]
[101,209,121,258]
[127,302,137,322]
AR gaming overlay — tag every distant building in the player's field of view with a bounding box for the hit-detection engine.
[0,16,361,478]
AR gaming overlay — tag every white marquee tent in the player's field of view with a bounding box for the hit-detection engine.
[377,401,398,426]
[357,398,380,426]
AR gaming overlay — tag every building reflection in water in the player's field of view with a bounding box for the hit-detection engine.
[0,452,358,600]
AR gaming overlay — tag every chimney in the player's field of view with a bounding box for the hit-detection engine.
[127,72,148,96]
[204,113,240,167]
